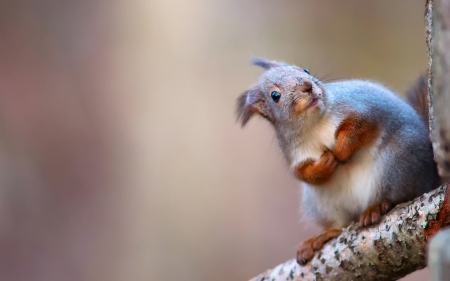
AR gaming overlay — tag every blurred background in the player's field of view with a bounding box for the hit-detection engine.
[0,0,429,280]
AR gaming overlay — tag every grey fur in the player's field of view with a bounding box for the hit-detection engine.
[237,59,440,228]
[324,80,440,204]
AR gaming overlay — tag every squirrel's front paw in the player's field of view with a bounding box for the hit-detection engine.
[293,151,338,185]
[359,202,392,227]
[296,229,340,265]
[318,150,338,169]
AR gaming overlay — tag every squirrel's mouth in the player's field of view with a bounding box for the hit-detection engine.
[292,84,324,115]
[306,97,319,109]
[292,96,320,115]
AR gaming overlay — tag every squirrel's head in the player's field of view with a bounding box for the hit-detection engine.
[236,58,327,129]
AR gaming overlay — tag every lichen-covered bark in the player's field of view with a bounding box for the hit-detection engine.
[251,185,448,281]
[430,0,450,181]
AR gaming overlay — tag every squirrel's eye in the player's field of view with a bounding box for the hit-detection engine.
[303,68,310,74]
[271,91,281,103]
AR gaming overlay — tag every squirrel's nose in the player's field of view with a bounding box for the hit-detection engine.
[300,81,313,93]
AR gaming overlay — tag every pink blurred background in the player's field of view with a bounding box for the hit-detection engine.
[0,0,429,280]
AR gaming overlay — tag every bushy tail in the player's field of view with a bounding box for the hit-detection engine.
[405,74,429,127]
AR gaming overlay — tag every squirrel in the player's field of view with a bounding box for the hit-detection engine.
[236,58,440,265]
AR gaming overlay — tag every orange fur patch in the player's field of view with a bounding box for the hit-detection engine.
[333,114,380,163]
[293,151,338,185]
[293,98,309,115]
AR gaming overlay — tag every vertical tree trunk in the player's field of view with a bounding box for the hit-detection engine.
[429,0,450,181]
[427,1,450,280]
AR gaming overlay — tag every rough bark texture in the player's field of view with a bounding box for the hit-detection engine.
[250,185,448,281]
[427,0,435,136]
[425,1,450,280]
[430,0,450,181]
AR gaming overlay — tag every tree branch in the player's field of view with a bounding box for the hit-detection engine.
[251,184,449,281]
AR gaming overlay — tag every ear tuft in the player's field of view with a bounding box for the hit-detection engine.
[236,92,253,127]
[252,57,287,70]
[236,85,272,127]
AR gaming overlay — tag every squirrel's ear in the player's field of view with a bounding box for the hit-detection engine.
[252,57,286,70]
[236,85,272,127]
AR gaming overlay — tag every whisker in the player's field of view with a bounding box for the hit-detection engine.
[317,73,340,84]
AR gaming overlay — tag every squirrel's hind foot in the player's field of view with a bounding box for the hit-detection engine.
[296,229,341,265]
[359,202,392,228]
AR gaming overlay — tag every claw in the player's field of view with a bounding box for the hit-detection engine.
[296,229,340,265]
[359,202,392,228]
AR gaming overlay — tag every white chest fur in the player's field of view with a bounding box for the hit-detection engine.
[289,117,338,163]
[288,116,384,229]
